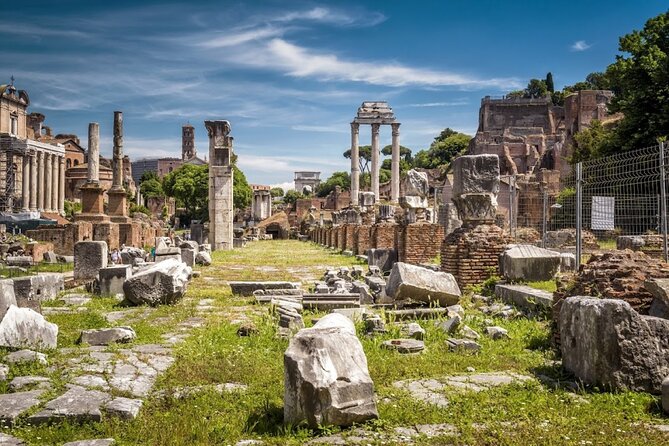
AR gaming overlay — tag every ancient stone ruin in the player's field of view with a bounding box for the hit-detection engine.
[206,120,234,251]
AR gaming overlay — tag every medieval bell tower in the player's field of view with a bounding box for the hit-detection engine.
[182,124,196,160]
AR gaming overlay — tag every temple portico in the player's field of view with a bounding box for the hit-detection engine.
[350,102,401,206]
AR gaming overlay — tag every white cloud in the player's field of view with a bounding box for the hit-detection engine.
[571,40,592,52]
[198,26,284,49]
[221,38,520,90]
[291,124,348,133]
[269,181,295,192]
[275,7,386,27]
[408,101,469,107]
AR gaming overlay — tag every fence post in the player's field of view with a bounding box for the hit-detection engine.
[660,142,668,262]
[509,175,515,238]
[542,185,547,249]
[575,162,583,270]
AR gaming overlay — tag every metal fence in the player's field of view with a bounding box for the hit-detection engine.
[504,141,669,268]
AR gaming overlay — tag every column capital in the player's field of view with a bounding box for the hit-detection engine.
[371,122,381,134]
[391,122,401,135]
[350,122,359,133]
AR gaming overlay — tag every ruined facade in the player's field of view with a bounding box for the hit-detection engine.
[0,82,66,215]
[251,184,272,221]
[206,120,234,251]
[294,171,321,194]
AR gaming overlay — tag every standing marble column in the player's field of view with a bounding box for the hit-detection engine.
[87,122,100,183]
[350,122,360,206]
[76,122,108,222]
[51,153,59,212]
[29,152,37,212]
[108,112,130,222]
[371,123,380,203]
[391,122,401,204]
[45,154,53,212]
[58,156,65,214]
[21,154,30,212]
[37,152,45,211]
[111,111,123,190]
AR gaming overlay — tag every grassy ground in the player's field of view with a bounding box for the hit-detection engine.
[2,240,668,445]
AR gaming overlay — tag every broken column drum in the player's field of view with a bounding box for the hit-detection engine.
[206,120,234,251]
[349,102,401,205]
[76,123,109,222]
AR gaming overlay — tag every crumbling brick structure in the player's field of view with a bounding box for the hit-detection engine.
[399,222,444,265]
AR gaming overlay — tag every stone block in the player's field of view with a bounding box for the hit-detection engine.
[386,262,461,307]
[98,265,132,296]
[367,248,397,273]
[560,297,669,393]
[123,258,190,306]
[154,247,181,263]
[284,313,378,427]
[180,248,196,266]
[229,281,300,297]
[451,154,500,197]
[499,244,561,281]
[405,169,429,197]
[12,273,64,307]
[0,279,17,320]
[0,306,58,350]
[79,327,136,346]
[494,284,554,314]
[74,241,108,281]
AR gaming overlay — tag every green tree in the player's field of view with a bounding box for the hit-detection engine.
[413,129,471,169]
[605,11,669,150]
[283,189,304,205]
[162,164,209,220]
[525,78,548,98]
[570,120,615,163]
[545,72,555,93]
[316,171,350,197]
[343,145,372,174]
[233,165,252,210]
[139,170,163,199]
[270,187,284,198]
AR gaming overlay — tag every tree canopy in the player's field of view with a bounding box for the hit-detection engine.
[270,187,284,198]
[283,189,304,205]
[162,164,209,221]
[413,129,471,169]
[139,171,164,199]
[316,171,350,197]
[343,145,372,174]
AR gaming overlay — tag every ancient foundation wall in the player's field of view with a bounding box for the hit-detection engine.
[441,224,509,288]
[399,223,444,265]
[26,222,93,255]
[93,222,120,251]
[354,225,371,256]
[344,224,355,251]
[372,223,397,250]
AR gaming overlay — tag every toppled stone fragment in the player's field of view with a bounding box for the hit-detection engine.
[195,251,212,266]
[485,326,509,340]
[400,322,425,340]
[284,313,378,428]
[386,262,461,306]
[447,338,481,353]
[560,297,669,393]
[0,432,25,445]
[438,315,461,334]
[74,241,108,281]
[62,440,115,446]
[382,339,425,354]
[499,244,561,281]
[0,305,58,350]
[123,258,191,306]
[9,376,51,391]
[79,327,136,346]
[461,325,480,340]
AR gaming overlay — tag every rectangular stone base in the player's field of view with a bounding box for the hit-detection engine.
[93,222,120,251]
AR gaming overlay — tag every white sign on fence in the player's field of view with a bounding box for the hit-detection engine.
[591,196,615,230]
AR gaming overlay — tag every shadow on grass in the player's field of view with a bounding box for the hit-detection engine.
[245,400,288,436]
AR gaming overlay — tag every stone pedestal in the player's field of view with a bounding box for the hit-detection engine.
[76,184,109,222]
[107,189,130,223]
[206,120,234,251]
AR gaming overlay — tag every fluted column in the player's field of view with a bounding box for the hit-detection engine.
[350,122,360,206]
[51,154,59,212]
[87,122,100,183]
[391,122,401,204]
[58,156,65,214]
[29,152,37,211]
[111,111,124,191]
[21,154,30,212]
[45,154,53,212]
[37,152,45,211]
[371,123,380,203]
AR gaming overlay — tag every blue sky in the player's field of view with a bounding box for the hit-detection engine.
[2,0,667,189]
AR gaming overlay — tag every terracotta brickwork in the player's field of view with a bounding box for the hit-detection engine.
[354,225,371,255]
[344,224,355,251]
[372,223,397,250]
[26,222,93,255]
[338,226,347,251]
[399,223,444,265]
[441,224,509,288]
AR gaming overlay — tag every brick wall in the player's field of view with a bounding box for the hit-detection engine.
[338,226,347,251]
[26,222,93,255]
[441,224,509,288]
[399,223,444,265]
[344,224,356,251]
[354,225,371,255]
[372,223,397,250]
